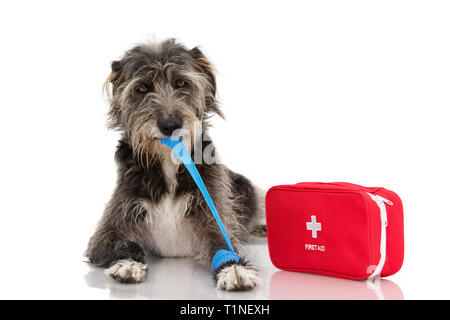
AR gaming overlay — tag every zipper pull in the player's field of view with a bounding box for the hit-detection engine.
[368,193,392,227]
[375,195,393,206]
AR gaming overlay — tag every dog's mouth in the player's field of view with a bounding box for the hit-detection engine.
[133,120,195,151]
[149,131,187,140]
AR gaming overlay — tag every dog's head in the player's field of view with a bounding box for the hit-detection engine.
[105,39,222,158]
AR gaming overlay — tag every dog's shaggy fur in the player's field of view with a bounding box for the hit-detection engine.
[85,39,265,291]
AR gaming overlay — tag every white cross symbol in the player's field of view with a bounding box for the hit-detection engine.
[306,215,321,238]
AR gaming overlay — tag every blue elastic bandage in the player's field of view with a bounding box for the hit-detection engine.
[161,137,240,272]
[212,249,241,272]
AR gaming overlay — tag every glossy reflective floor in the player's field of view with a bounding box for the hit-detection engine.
[82,237,403,300]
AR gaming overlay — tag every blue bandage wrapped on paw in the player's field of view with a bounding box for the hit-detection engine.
[212,249,241,272]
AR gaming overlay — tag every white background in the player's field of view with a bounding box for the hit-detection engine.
[0,0,449,299]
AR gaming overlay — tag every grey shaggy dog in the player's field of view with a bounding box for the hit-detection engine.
[86,39,266,291]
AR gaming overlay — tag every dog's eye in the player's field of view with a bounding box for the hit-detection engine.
[175,79,185,88]
[136,84,149,93]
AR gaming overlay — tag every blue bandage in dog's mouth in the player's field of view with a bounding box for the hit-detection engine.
[161,137,240,272]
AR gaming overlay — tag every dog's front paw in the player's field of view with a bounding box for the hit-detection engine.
[106,259,147,284]
[216,264,259,291]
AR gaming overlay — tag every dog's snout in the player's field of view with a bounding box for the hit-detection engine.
[157,117,183,136]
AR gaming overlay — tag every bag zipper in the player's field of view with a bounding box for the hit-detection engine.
[367,193,393,278]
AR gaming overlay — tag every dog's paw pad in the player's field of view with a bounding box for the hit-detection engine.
[106,259,147,284]
[216,265,260,291]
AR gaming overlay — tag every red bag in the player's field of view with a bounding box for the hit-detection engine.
[265,182,404,280]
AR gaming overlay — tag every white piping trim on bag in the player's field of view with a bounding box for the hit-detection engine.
[367,193,393,279]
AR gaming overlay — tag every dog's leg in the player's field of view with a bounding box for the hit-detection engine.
[207,171,264,290]
[249,183,267,237]
[86,199,149,284]
[206,234,260,291]
[228,170,267,237]
[87,234,148,283]
[190,203,260,290]
[187,166,262,290]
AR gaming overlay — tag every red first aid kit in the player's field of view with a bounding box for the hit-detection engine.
[265,182,404,280]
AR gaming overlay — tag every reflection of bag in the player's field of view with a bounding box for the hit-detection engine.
[265,182,404,279]
[269,271,404,300]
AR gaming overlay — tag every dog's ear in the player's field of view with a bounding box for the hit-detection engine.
[190,47,224,119]
[190,47,216,95]
[110,60,122,79]
[103,60,123,96]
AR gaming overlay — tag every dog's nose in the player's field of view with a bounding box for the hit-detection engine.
[157,117,183,136]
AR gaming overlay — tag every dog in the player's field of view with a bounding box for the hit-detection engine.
[85,39,266,291]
